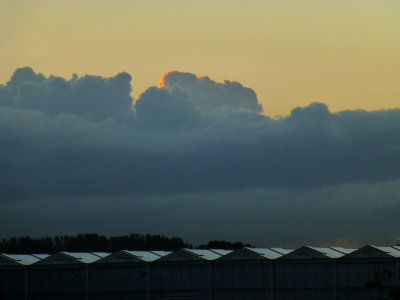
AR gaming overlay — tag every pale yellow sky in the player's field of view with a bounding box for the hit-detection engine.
[1,0,399,116]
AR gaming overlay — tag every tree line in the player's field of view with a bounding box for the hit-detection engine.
[0,233,251,254]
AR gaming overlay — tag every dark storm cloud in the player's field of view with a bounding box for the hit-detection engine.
[1,67,400,199]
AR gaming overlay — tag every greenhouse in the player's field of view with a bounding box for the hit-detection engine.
[1,245,400,299]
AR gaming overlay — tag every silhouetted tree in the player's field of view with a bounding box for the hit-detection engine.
[0,232,193,253]
[198,240,252,250]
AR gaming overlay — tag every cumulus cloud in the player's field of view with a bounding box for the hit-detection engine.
[1,67,400,200]
[0,67,133,121]
[158,71,262,113]
[135,85,201,131]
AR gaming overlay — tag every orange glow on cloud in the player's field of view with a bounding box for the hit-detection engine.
[158,71,175,88]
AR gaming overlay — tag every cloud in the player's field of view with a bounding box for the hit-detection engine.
[2,180,400,247]
[7,66,46,87]
[2,67,400,246]
[1,67,400,200]
[0,67,133,122]
[158,71,262,113]
[135,85,201,131]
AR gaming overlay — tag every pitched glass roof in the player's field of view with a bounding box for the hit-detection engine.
[3,245,400,265]
[270,248,294,255]
[372,246,400,258]
[32,254,50,260]
[330,247,357,254]
[248,248,284,259]
[392,246,400,252]
[122,251,164,262]
[151,250,172,257]
[209,249,233,256]
[91,252,111,258]
[308,247,345,258]
[184,249,221,260]
[62,252,106,263]
[1,254,46,265]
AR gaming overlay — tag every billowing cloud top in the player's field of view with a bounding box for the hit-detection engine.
[2,67,133,121]
[158,71,262,113]
[1,67,400,199]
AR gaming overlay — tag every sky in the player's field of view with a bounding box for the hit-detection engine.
[0,0,400,248]
[1,0,399,116]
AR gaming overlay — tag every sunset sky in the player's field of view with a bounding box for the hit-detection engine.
[1,0,400,248]
[1,0,399,116]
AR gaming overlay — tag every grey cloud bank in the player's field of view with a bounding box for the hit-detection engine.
[1,67,400,198]
[1,180,400,247]
[1,67,400,245]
